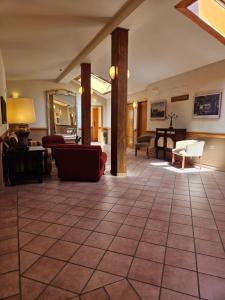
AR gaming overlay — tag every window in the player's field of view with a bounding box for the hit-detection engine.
[175,0,225,45]
[75,73,111,95]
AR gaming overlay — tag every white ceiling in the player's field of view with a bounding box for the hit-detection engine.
[1,0,225,95]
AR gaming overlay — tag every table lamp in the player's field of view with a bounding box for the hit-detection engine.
[7,98,36,147]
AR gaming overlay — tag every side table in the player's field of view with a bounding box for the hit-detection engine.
[4,146,45,185]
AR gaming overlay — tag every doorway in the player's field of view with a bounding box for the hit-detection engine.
[137,100,147,137]
[91,106,103,142]
[127,103,134,148]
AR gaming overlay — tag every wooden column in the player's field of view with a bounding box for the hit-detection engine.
[111,27,128,176]
[81,63,91,145]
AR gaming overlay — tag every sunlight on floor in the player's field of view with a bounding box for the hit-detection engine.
[164,166,212,174]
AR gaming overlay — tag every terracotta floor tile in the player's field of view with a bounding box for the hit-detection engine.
[165,247,196,270]
[0,252,18,274]
[136,241,165,263]
[197,254,225,278]
[41,223,70,239]
[146,219,169,232]
[75,217,100,230]
[39,211,63,222]
[169,222,193,237]
[24,256,65,283]
[81,288,110,300]
[51,204,72,214]
[84,270,122,292]
[199,273,225,300]
[170,213,192,225]
[195,239,225,258]
[0,226,17,241]
[53,263,94,293]
[162,265,199,297]
[0,237,18,255]
[0,271,19,299]
[141,229,167,246]
[38,286,77,300]
[111,205,131,214]
[95,220,121,235]
[124,215,147,228]
[104,212,127,224]
[62,227,91,244]
[109,236,138,256]
[21,277,46,300]
[70,245,105,268]
[84,232,114,250]
[68,206,90,217]
[20,250,40,273]
[167,234,195,252]
[85,209,108,220]
[55,214,80,226]
[128,257,163,285]
[194,226,221,242]
[22,235,56,255]
[21,220,50,234]
[117,224,143,240]
[129,279,160,300]
[98,251,132,276]
[45,240,80,261]
[160,288,199,300]
[19,231,36,248]
[129,207,149,218]
[105,279,139,300]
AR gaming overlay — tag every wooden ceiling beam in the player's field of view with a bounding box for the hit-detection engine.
[56,0,145,83]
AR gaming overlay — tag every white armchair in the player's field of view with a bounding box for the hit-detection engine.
[172,140,205,169]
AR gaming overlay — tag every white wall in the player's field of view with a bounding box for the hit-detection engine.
[128,59,225,134]
[0,50,8,135]
[6,80,108,129]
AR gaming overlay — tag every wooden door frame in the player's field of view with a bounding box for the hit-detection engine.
[127,103,134,148]
[91,105,103,141]
[137,100,147,137]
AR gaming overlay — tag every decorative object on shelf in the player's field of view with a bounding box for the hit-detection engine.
[171,94,189,102]
[6,98,36,148]
[0,96,7,124]
[193,91,222,118]
[167,112,178,129]
[150,100,167,120]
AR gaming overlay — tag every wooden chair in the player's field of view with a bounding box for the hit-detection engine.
[135,135,152,158]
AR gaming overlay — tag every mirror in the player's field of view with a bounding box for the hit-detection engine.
[46,89,78,141]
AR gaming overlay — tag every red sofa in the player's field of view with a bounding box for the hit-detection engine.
[42,135,73,158]
[54,145,107,181]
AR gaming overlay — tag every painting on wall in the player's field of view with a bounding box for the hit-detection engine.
[0,96,7,124]
[150,100,167,120]
[193,91,222,119]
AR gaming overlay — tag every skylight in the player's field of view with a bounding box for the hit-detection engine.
[76,74,111,95]
[176,0,225,45]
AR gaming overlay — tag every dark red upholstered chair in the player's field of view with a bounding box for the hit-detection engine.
[55,145,107,181]
[42,135,73,158]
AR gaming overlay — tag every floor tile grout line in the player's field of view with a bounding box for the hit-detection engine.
[158,172,176,300]
[200,174,225,252]
[188,174,201,299]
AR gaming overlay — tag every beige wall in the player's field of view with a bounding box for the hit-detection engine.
[0,50,8,135]
[128,59,225,170]
[6,80,108,131]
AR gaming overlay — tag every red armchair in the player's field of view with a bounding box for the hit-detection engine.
[42,135,73,158]
[55,145,107,181]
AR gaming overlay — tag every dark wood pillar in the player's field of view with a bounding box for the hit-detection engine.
[111,27,128,176]
[81,63,91,145]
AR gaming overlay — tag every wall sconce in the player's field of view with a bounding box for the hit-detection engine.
[12,91,20,99]
[79,86,93,95]
[132,101,138,109]
[109,66,130,80]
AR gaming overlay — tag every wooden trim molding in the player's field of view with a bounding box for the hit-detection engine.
[175,0,225,46]
[146,130,225,139]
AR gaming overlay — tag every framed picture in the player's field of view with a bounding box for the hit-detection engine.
[0,96,7,124]
[193,91,222,119]
[150,100,166,120]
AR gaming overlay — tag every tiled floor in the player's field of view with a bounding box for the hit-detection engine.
[0,148,225,299]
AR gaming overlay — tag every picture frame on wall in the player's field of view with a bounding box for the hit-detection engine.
[150,100,167,120]
[0,96,7,124]
[193,91,222,119]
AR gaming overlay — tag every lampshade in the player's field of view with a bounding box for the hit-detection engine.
[7,98,36,124]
